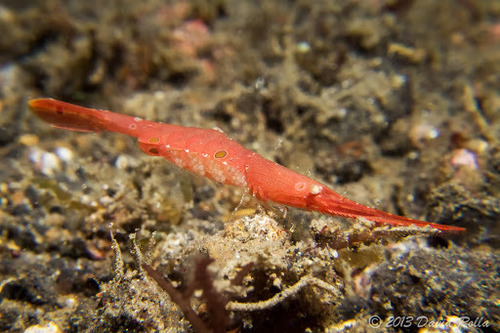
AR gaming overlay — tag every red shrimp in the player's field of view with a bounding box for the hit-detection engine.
[29,98,465,232]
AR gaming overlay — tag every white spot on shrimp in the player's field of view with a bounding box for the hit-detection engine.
[205,160,227,183]
[309,184,322,195]
[213,169,226,183]
[173,158,184,167]
[165,144,170,148]
[189,155,205,176]
[294,182,307,192]
[184,149,189,153]
[134,117,142,121]
[229,172,247,187]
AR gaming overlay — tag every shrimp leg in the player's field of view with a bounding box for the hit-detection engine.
[29,98,465,232]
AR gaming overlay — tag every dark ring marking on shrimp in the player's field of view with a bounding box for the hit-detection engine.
[214,150,228,159]
[28,98,465,232]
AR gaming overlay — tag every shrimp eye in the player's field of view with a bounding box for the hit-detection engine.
[149,148,159,154]
[148,137,160,144]
[214,150,227,159]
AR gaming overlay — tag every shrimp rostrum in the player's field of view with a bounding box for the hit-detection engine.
[29,98,465,232]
